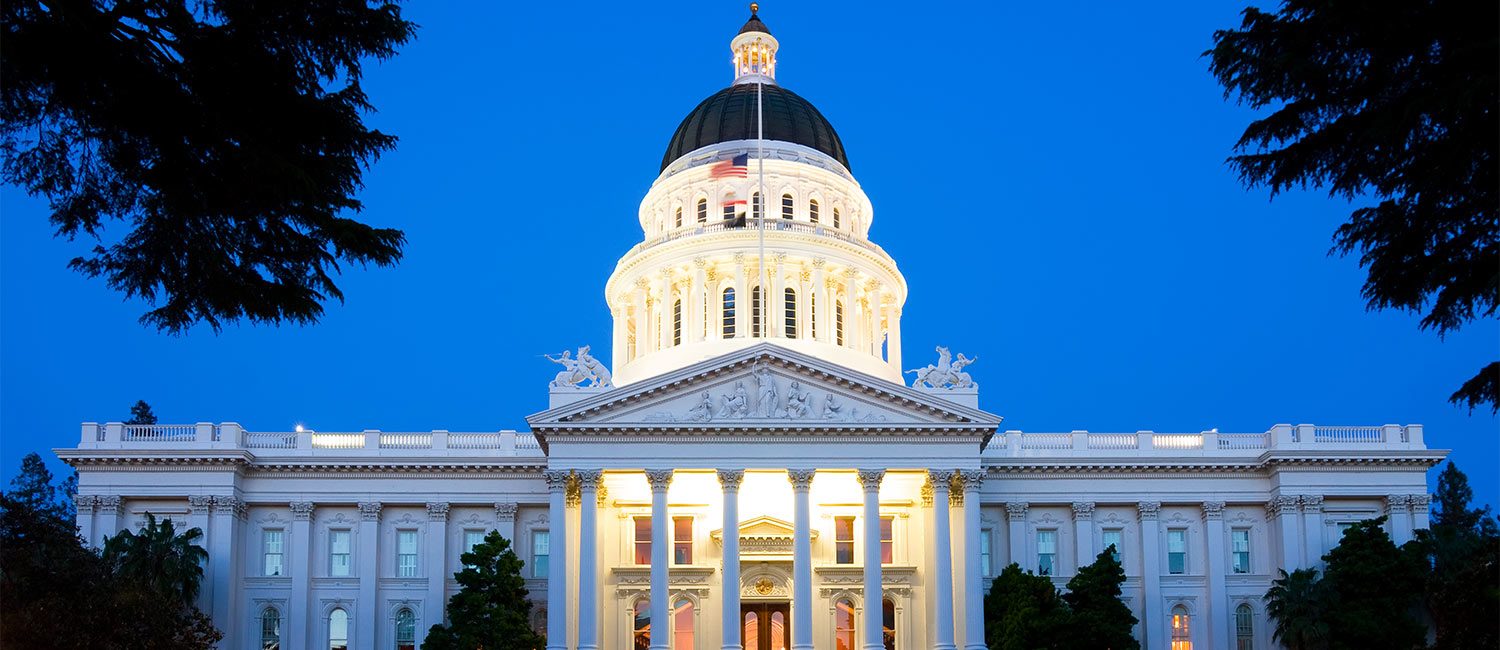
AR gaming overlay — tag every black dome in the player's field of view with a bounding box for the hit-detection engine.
[661,84,850,172]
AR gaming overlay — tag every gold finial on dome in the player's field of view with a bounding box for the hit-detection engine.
[750,3,759,13]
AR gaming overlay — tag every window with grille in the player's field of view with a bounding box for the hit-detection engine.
[810,294,817,339]
[751,193,762,220]
[835,301,845,345]
[674,599,695,649]
[395,608,416,650]
[833,207,841,228]
[782,193,794,219]
[834,516,855,564]
[462,530,485,568]
[1167,529,1187,574]
[1038,530,1057,575]
[672,299,682,346]
[981,529,993,576]
[1232,529,1251,574]
[834,599,855,650]
[1170,605,1191,650]
[532,530,550,578]
[751,287,762,337]
[328,608,349,650]
[784,288,797,337]
[697,198,708,223]
[722,288,736,337]
[260,607,281,650]
[635,517,652,565]
[1234,604,1254,650]
[674,207,682,228]
[1102,529,1123,564]
[633,598,651,648]
[674,516,693,565]
[329,530,351,576]
[809,199,819,224]
[397,530,418,577]
[880,516,894,564]
[263,529,284,576]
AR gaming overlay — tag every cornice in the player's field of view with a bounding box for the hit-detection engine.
[983,452,1445,476]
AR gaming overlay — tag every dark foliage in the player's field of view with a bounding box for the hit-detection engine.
[0,454,221,648]
[1,0,415,333]
[1208,0,1499,412]
[1265,568,1329,650]
[1319,518,1426,650]
[423,530,544,650]
[104,512,210,606]
[1060,546,1139,649]
[984,563,1069,650]
[126,399,158,425]
[1415,462,1500,649]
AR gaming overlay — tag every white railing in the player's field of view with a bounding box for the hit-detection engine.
[1020,433,1072,450]
[629,218,881,256]
[1217,433,1269,449]
[1152,434,1204,450]
[122,424,197,442]
[243,431,296,449]
[311,433,364,449]
[448,433,503,449]
[1312,426,1383,443]
[984,424,1422,459]
[379,433,433,449]
[516,434,543,450]
[1088,433,1138,450]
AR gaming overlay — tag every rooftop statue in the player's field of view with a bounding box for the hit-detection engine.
[547,345,613,389]
[906,345,979,390]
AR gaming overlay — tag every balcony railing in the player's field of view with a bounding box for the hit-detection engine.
[627,219,885,257]
[985,424,1426,459]
[77,423,545,458]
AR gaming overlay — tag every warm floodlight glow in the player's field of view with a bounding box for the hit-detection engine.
[294,424,305,433]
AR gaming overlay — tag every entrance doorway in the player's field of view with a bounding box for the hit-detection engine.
[741,602,790,650]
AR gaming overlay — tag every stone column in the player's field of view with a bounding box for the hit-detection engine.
[188,496,214,614]
[734,254,748,338]
[796,268,811,340]
[635,278,651,356]
[718,469,746,650]
[692,259,708,343]
[209,497,244,649]
[929,471,957,650]
[811,259,827,342]
[1386,495,1413,544]
[543,470,570,650]
[96,495,121,548]
[959,470,986,650]
[1005,502,1029,569]
[1268,496,1302,571]
[657,269,673,350]
[1301,496,1325,566]
[886,302,902,370]
[611,306,627,367]
[844,270,863,350]
[769,253,784,338]
[788,469,817,650]
[356,501,381,649]
[289,502,315,650]
[1138,501,1163,649]
[1410,494,1432,531]
[494,502,518,544]
[858,469,886,650]
[74,495,98,548]
[576,470,603,650]
[1202,502,1229,650]
[646,469,675,650]
[1072,502,1095,572]
[426,503,450,628]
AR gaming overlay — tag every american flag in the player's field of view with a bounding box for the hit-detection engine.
[709,153,749,179]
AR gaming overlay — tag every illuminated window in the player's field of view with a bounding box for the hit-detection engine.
[395,608,416,650]
[809,199,819,224]
[263,529,284,576]
[833,207,841,229]
[633,598,651,648]
[675,207,683,228]
[751,287,762,337]
[835,516,855,564]
[1170,605,1191,650]
[882,598,896,650]
[697,198,708,223]
[834,599,856,650]
[1235,604,1254,650]
[835,301,845,345]
[880,516,894,564]
[1168,529,1187,574]
[674,598,695,650]
[672,299,682,346]
[1231,529,1251,574]
[810,294,817,339]
[635,517,652,565]
[1038,530,1057,576]
[1102,529,1123,564]
[782,193,794,219]
[532,530,550,578]
[397,529,418,577]
[784,288,797,337]
[722,288,737,337]
[674,516,693,565]
[329,530,351,577]
[260,607,281,650]
[980,529,993,576]
[328,608,349,650]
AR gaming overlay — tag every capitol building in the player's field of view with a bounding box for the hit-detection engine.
[59,8,1445,650]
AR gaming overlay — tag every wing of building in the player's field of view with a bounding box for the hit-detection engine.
[58,7,1445,650]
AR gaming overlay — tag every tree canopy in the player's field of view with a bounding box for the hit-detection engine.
[422,530,544,650]
[1415,462,1499,649]
[1207,0,1499,412]
[983,549,1139,650]
[126,399,158,425]
[1,0,416,333]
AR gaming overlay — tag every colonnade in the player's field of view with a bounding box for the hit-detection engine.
[541,467,985,650]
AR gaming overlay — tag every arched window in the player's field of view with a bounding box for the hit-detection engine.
[395,608,416,650]
[723,195,737,221]
[751,192,763,221]
[672,299,682,346]
[1234,604,1253,650]
[835,300,845,346]
[673,598,695,650]
[722,288,736,338]
[781,193,794,219]
[834,599,856,650]
[328,608,349,650]
[633,598,651,649]
[1170,605,1191,650]
[751,287,763,337]
[882,599,896,650]
[833,207,841,229]
[696,198,708,223]
[809,199,820,224]
[260,607,281,650]
[743,611,758,647]
[784,288,797,337]
[674,207,683,228]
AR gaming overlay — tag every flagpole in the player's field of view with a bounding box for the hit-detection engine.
[756,73,766,340]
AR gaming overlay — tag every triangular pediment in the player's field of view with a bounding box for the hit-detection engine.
[526,343,1002,433]
[709,515,807,541]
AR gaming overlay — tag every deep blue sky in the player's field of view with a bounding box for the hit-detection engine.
[3,3,1495,505]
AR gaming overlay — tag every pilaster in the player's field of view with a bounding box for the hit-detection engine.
[1071,501,1096,572]
[355,501,382,649]
[289,502,315,650]
[543,470,570,650]
[1138,501,1163,649]
[426,502,450,627]
[1202,501,1228,650]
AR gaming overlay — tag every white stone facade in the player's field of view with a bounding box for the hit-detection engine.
[58,10,1445,650]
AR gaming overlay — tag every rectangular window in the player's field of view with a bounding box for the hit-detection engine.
[784,289,797,338]
[1037,530,1057,576]
[980,529,993,576]
[1167,529,1187,575]
[397,530,418,577]
[1232,529,1251,574]
[782,194,794,219]
[674,516,693,565]
[462,530,485,568]
[835,301,845,345]
[635,517,652,566]
[880,516,894,564]
[723,202,735,221]
[532,530,550,578]
[809,200,819,224]
[330,530,352,577]
[1102,529,1123,564]
[697,200,707,224]
[263,529,284,576]
[835,516,855,564]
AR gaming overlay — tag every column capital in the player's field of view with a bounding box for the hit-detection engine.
[543,469,571,490]
[856,469,886,490]
[97,495,122,514]
[212,495,246,519]
[75,494,99,513]
[1005,502,1029,521]
[188,495,213,515]
[1408,494,1431,511]
[1300,495,1324,513]
[290,501,316,521]
[494,502,518,522]
[1384,494,1412,515]
[644,469,675,491]
[575,469,604,490]
[1071,501,1096,520]
[716,468,745,490]
[1201,501,1225,521]
[1137,501,1161,521]
[956,469,986,491]
[426,502,451,521]
[927,469,954,490]
[1266,495,1300,517]
[693,257,708,268]
[357,501,383,521]
[786,468,817,491]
